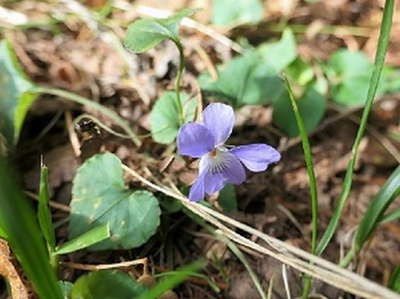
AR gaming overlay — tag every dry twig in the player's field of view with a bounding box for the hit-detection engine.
[62,257,148,271]
[121,164,400,298]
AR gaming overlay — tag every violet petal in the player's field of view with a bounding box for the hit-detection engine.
[204,172,226,195]
[203,103,235,146]
[188,171,206,202]
[219,152,246,184]
[177,123,215,158]
[199,155,226,195]
[230,144,281,172]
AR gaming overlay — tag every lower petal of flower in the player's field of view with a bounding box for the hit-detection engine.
[204,171,226,195]
[218,152,246,184]
[188,171,206,202]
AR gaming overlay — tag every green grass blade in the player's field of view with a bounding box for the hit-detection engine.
[355,166,400,249]
[389,266,400,292]
[283,77,319,254]
[38,163,56,251]
[137,260,205,299]
[283,77,319,298]
[380,208,400,224]
[224,235,267,299]
[316,0,395,256]
[0,157,63,299]
[0,226,6,239]
[55,223,110,255]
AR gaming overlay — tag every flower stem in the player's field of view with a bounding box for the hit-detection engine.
[340,246,357,268]
[174,41,185,125]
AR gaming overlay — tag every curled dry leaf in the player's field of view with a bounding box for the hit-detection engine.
[0,240,29,299]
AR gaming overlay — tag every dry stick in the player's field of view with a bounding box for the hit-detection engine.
[62,258,148,271]
[121,164,400,298]
[24,191,70,213]
[282,264,292,299]
[65,111,81,157]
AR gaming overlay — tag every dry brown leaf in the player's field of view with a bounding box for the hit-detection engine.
[0,240,28,299]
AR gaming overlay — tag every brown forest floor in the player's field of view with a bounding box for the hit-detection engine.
[1,0,400,298]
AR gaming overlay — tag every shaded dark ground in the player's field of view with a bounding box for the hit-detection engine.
[1,0,400,298]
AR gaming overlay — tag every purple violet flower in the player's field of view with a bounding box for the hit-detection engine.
[177,103,281,202]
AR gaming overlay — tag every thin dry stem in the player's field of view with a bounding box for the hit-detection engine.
[65,111,81,157]
[25,191,71,213]
[62,257,148,271]
[121,164,400,298]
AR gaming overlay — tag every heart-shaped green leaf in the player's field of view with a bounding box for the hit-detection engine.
[69,153,161,250]
[150,91,197,144]
[71,270,146,299]
[123,9,194,53]
[286,58,315,86]
[273,78,327,137]
[257,29,297,72]
[199,51,284,107]
[212,0,263,27]
[0,39,38,145]
[326,49,386,106]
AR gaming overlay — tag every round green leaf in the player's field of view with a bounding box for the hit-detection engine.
[326,49,387,106]
[123,9,194,53]
[328,49,371,79]
[212,0,263,26]
[199,52,285,107]
[69,153,161,250]
[71,270,146,299]
[257,29,297,72]
[150,91,196,144]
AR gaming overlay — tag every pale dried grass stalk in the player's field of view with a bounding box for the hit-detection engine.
[122,164,400,298]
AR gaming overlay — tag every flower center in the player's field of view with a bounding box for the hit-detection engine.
[206,147,229,174]
[209,149,218,157]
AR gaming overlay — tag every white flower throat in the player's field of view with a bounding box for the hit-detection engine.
[206,146,230,174]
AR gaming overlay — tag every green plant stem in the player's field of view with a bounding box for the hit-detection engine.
[283,77,319,298]
[49,251,59,273]
[174,41,185,125]
[340,246,357,268]
[31,87,141,147]
[315,0,394,257]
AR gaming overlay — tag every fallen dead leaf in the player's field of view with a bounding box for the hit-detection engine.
[0,240,28,299]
